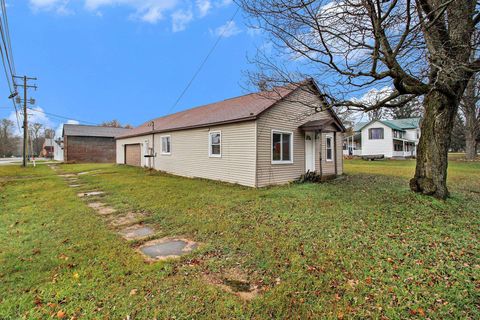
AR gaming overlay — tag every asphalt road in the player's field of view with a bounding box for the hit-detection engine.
[0,157,22,165]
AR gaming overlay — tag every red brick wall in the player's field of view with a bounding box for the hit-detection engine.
[64,136,116,163]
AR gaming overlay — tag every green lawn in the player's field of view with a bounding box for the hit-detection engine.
[0,159,478,319]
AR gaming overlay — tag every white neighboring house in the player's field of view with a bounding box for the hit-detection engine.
[343,118,421,158]
[53,138,64,161]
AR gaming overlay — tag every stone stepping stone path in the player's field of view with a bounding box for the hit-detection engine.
[139,238,198,261]
[87,202,105,209]
[77,191,105,198]
[78,170,102,175]
[50,166,200,264]
[108,211,147,227]
[97,206,117,215]
[86,202,116,215]
[118,224,155,240]
[59,174,76,178]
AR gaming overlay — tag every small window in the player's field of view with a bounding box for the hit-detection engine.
[161,136,171,154]
[326,136,333,161]
[368,128,384,139]
[272,131,292,163]
[209,131,221,157]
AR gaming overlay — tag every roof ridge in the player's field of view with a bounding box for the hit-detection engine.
[136,87,292,128]
[64,123,130,129]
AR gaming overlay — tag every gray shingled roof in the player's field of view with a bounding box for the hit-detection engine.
[117,79,346,139]
[63,124,131,138]
[354,118,421,132]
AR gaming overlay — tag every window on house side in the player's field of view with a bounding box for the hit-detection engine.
[209,131,221,157]
[272,131,292,163]
[161,136,171,154]
[368,128,384,139]
[326,136,333,161]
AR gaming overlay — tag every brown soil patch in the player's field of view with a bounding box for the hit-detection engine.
[96,206,117,215]
[87,202,106,209]
[203,268,263,301]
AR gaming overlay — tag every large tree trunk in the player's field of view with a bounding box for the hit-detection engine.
[465,132,478,160]
[410,90,459,199]
[462,78,479,161]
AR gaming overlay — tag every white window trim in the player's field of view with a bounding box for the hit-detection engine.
[271,129,294,164]
[326,135,333,162]
[161,135,171,155]
[209,131,222,158]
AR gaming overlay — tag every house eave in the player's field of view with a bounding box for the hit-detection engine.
[115,116,258,140]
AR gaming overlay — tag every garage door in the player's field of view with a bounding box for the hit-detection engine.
[125,144,141,166]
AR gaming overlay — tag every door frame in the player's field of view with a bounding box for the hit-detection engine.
[124,143,142,166]
[304,131,316,172]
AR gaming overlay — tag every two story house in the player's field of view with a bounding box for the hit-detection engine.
[343,118,421,158]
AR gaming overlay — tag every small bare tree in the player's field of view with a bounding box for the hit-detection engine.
[29,122,44,156]
[238,0,480,199]
[0,119,15,157]
[101,119,133,129]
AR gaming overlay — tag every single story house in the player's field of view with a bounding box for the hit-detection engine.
[116,79,345,187]
[343,118,421,158]
[63,124,131,163]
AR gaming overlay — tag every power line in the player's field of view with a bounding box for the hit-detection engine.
[0,0,20,132]
[166,6,241,115]
[1,0,15,75]
[0,11,15,81]
[26,106,99,125]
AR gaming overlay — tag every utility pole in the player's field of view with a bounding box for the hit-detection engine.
[12,75,37,167]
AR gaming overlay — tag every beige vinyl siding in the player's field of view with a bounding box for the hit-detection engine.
[320,132,336,175]
[256,88,338,187]
[318,130,344,176]
[336,132,344,175]
[153,121,256,187]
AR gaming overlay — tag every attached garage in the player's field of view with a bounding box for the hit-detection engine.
[125,144,141,166]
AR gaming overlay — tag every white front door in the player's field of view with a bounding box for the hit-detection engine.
[305,132,315,172]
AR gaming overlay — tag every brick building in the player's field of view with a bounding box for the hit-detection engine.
[63,124,131,163]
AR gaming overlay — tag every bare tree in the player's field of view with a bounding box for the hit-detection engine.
[460,76,480,160]
[238,0,480,199]
[29,122,44,156]
[44,128,55,139]
[101,119,133,129]
[386,97,424,119]
[0,119,15,157]
[367,108,384,121]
